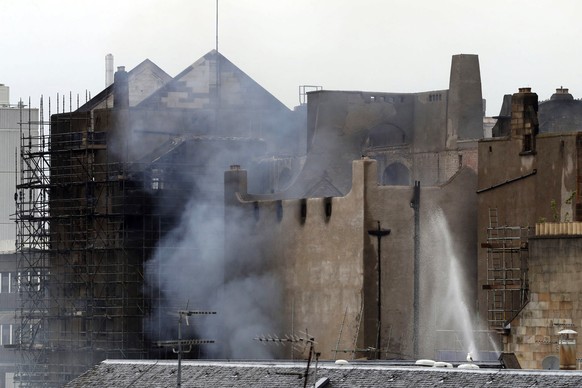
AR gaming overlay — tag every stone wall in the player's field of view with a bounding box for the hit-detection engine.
[225,158,478,360]
[506,236,582,369]
[477,131,580,327]
[224,161,368,359]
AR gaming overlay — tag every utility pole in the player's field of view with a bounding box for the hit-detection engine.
[368,221,390,358]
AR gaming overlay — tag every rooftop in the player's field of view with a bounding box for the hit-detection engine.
[65,359,582,387]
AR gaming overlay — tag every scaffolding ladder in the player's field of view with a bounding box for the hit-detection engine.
[482,208,530,332]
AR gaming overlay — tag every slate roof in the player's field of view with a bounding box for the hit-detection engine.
[66,359,582,388]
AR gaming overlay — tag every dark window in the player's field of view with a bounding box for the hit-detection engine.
[1,273,9,293]
[324,197,332,220]
[1,324,11,345]
[11,272,18,293]
[276,200,283,222]
[253,201,260,221]
[523,134,533,152]
[367,124,407,148]
[382,163,410,186]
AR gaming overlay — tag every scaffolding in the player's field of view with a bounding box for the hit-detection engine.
[14,97,162,386]
[482,208,530,332]
[14,97,49,386]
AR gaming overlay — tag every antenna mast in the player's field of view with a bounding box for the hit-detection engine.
[215,0,219,53]
[214,0,221,134]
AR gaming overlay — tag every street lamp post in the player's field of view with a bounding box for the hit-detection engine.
[368,221,390,358]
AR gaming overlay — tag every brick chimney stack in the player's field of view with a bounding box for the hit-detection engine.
[511,87,538,153]
[113,66,129,109]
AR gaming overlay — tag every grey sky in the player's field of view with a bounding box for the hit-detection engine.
[2,0,581,115]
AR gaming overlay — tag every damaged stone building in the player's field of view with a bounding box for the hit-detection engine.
[223,54,485,361]
[15,50,303,386]
[15,49,506,386]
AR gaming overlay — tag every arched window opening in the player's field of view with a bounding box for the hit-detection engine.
[382,163,410,186]
[367,123,407,148]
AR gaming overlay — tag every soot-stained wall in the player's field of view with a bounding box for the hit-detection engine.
[224,158,477,360]
[290,54,482,199]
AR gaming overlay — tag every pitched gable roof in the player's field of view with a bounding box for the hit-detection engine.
[77,58,171,112]
[127,58,172,106]
[136,50,290,112]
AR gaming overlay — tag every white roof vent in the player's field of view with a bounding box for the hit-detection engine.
[415,359,435,367]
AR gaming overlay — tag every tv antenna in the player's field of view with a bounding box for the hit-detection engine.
[255,331,319,388]
[156,305,217,388]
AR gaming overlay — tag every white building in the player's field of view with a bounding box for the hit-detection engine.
[0,84,38,388]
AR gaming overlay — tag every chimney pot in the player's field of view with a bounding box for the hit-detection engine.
[114,65,129,108]
[105,54,114,87]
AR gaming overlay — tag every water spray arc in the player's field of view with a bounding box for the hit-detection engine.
[425,208,480,360]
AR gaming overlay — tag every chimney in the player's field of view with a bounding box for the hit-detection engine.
[447,54,483,144]
[558,329,577,370]
[113,66,129,109]
[224,165,247,207]
[511,87,538,153]
[550,86,574,101]
[105,54,114,87]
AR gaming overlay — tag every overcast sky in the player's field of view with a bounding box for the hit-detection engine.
[2,0,581,116]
